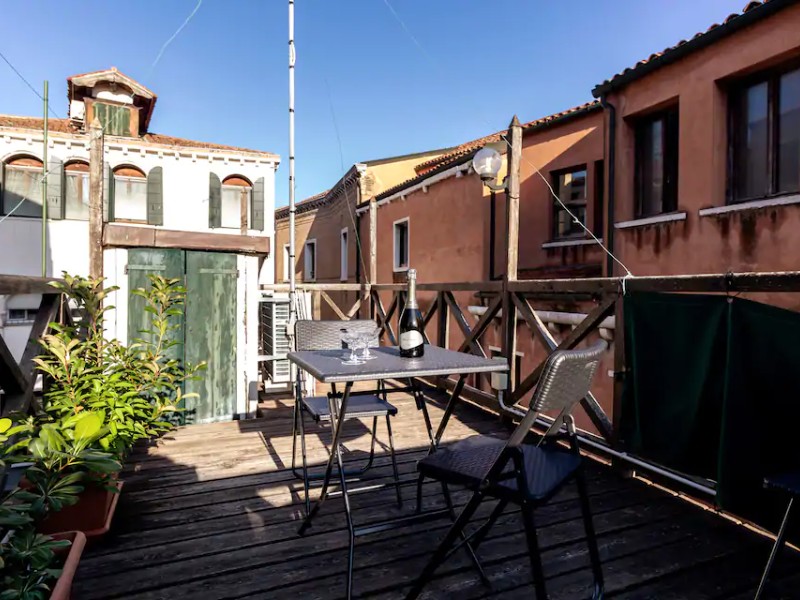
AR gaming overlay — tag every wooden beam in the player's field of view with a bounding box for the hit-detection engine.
[104,225,271,255]
[510,292,614,440]
[457,295,501,353]
[369,199,377,285]
[444,292,485,357]
[0,333,27,395]
[88,118,104,279]
[437,291,449,350]
[505,116,522,282]
[512,294,618,403]
[346,291,369,319]
[319,291,348,321]
[372,290,397,346]
[0,275,63,295]
[18,293,60,378]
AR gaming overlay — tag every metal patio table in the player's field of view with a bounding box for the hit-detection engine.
[287,344,508,599]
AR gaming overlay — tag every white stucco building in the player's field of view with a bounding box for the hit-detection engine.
[0,68,279,422]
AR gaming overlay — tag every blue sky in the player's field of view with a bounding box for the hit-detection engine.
[0,0,745,205]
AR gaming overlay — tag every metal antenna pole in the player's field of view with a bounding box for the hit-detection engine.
[41,80,48,277]
[288,0,297,330]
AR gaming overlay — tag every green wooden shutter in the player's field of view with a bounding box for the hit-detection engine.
[103,162,114,222]
[147,166,163,225]
[251,177,265,231]
[94,103,108,131]
[209,172,221,228]
[47,157,64,220]
[114,106,131,136]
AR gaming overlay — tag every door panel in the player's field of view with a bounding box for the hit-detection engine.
[184,252,238,424]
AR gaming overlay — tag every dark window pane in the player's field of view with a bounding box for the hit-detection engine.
[553,167,587,238]
[778,68,800,193]
[733,82,769,200]
[640,118,664,216]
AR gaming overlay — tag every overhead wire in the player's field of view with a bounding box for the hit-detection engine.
[381,0,633,278]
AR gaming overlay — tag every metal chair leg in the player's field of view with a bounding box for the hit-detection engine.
[386,414,403,507]
[291,392,299,474]
[415,472,425,513]
[440,482,490,587]
[298,403,311,517]
[470,498,509,551]
[755,497,794,600]
[405,490,486,600]
[521,501,548,600]
[575,467,604,599]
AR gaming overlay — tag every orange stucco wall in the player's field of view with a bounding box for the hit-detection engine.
[608,2,800,291]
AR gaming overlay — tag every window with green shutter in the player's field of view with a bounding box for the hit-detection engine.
[93,102,131,137]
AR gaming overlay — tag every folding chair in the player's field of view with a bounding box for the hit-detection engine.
[291,319,402,515]
[754,471,800,600]
[405,340,607,600]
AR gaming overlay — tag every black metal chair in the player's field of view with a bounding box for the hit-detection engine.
[754,471,800,599]
[405,340,607,600]
[291,319,402,515]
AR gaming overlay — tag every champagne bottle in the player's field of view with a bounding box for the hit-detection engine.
[399,269,424,358]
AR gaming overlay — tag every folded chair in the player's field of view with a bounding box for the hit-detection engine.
[291,319,402,515]
[406,340,607,600]
[754,471,800,600]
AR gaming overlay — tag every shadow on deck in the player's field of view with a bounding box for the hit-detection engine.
[73,390,800,599]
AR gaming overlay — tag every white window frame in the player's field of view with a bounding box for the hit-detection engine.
[340,227,349,281]
[283,244,290,282]
[304,239,317,281]
[393,217,410,272]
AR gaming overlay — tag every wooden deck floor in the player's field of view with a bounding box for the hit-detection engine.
[74,389,800,599]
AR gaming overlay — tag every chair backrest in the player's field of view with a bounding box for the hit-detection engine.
[294,319,380,351]
[506,340,607,447]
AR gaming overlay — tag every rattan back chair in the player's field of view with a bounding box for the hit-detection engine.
[406,340,607,600]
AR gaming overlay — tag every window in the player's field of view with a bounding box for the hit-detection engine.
[340,228,348,281]
[304,240,317,281]
[93,102,131,137]
[730,65,800,202]
[6,308,37,325]
[634,107,679,217]
[64,161,90,220]
[552,166,587,238]
[393,218,409,271]
[2,156,43,217]
[283,244,291,282]
[593,160,604,236]
[113,166,147,221]
[221,175,252,229]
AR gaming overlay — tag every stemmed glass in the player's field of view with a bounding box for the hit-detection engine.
[358,326,381,361]
[340,328,365,365]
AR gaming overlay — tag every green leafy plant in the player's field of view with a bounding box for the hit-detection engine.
[0,528,70,600]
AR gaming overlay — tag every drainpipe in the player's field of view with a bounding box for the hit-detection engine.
[599,95,616,277]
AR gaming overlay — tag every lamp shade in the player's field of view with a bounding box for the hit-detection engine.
[472,147,502,181]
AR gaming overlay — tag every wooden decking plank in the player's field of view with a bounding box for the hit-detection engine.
[90,484,666,600]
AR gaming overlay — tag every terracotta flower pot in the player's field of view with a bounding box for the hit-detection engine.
[49,530,87,600]
[38,479,124,540]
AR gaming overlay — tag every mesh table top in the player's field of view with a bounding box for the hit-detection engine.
[288,344,508,383]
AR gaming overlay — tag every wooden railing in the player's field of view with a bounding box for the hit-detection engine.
[0,275,69,416]
[262,270,800,461]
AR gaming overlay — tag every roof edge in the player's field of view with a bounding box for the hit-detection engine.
[592,0,793,97]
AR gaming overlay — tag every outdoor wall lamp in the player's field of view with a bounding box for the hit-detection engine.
[472,146,506,191]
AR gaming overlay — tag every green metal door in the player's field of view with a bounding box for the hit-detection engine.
[127,249,238,425]
[183,251,238,424]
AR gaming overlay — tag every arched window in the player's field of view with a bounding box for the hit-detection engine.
[2,155,43,218]
[113,165,147,222]
[64,160,90,220]
[221,175,252,229]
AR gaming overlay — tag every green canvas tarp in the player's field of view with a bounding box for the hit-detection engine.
[621,292,800,533]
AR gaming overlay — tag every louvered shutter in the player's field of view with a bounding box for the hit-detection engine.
[147,166,163,225]
[103,162,113,221]
[209,172,221,228]
[251,177,265,231]
[47,157,64,219]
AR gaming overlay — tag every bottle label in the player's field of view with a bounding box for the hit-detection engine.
[399,330,423,349]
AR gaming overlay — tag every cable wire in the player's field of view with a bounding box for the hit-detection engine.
[381,0,633,277]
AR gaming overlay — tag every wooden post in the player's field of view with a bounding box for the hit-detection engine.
[501,116,522,396]
[88,119,104,280]
[369,198,377,285]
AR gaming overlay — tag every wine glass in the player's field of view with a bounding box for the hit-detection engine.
[340,328,364,365]
[359,326,381,361]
